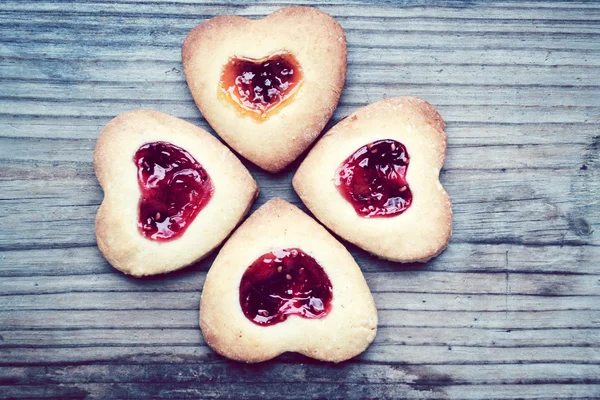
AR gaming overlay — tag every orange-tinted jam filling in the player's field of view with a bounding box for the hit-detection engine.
[134,142,214,241]
[239,248,333,326]
[335,139,412,218]
[219,52,303,121]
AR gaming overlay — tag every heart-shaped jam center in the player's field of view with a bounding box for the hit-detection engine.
[335,139,412,218]
[134,141,214,241]
[239,248,333,326]
[219,52,303,121]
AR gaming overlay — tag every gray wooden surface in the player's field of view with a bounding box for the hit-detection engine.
[1,0,599,398]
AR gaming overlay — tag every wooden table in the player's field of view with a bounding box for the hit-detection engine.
[1,0,599,398]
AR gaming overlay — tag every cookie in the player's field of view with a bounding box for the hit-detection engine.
[200,198,377,363]
[94,110,259,277]
[182,6,347,173]
[293,97,452,263]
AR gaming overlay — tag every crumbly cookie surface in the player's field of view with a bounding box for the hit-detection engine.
[94,110,259,277]
[182,6,347,173]
[293,97,452,263]
[200,198,377,363]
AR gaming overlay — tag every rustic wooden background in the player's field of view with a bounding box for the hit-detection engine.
[1,0,599,398]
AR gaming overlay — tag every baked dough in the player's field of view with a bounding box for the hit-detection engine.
[200,198,377,363]
[293,97,452,263]
[182,6,347,173]
[94,110,259,277]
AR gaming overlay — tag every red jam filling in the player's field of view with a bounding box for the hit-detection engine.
[239,248,333,326]
[335,139,412,218]
[219,51,303,121]
[134,142,214,241]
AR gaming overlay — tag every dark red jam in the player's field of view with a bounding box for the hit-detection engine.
[219,52,303,120]
[239,248,333,326]
[134,142,214,241]
[335,139,412,218]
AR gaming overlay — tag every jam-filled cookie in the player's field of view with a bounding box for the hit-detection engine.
[94,110,259,277]
[293,97,452,263]
[200,198,377,363]
[182,6,347,173]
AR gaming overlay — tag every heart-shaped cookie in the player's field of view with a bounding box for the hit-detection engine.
[200,198,377,363]
[94,110,259,276]
[293,97,452,263]
[182,6,347,173]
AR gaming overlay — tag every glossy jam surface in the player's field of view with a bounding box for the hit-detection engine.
[219,52,303,121]
[335,139,412,218]
[134,142,214,241]
[239,248,333,326]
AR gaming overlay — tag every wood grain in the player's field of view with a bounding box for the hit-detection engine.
[0,0,599,398]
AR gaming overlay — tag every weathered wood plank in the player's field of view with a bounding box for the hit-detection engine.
[4,10,600,32]
[0,327,597,355]
[1,120,597,151]
[3,19,600,47]
[3,103,596,125]
[1,165,597,249]
[2,0,600,20]
[2,382,599,400]
[1,382,600,400]
[4,40,600,66]
[1,269,598,296]
[1,243,599,276]
[3,324,597,349]
[19,0,598,7]
[18,0,591,7]
[1,291,597,312]
[2,364,599,400]
[2,58,598,87]
[2,309,598,330]
[1,363,599,387]
[2,77,599,113]
[0,100,597,125]
[3,29,599,52]
[0,136,597,170]
[1,326,598,348]
[2,83,600,112]
[1,119,596,148]
[0,345,598,367]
